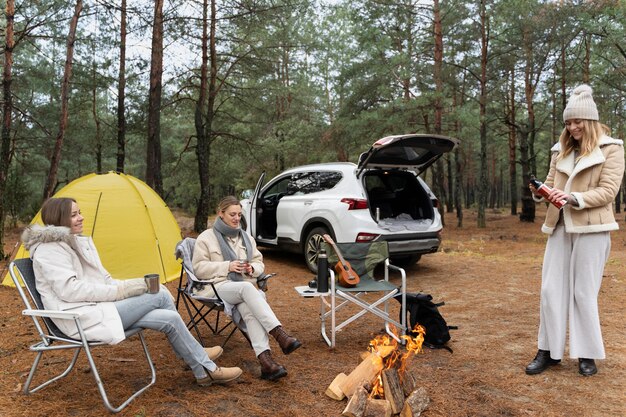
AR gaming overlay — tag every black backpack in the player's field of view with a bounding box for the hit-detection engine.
[395,292,457,352]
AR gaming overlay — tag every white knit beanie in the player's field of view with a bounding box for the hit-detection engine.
[563,84,599,122]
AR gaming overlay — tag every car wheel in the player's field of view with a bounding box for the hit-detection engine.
[391,254,422,267]
[304,227,330,273]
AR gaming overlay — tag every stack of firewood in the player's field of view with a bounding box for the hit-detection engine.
[325,349,430,417]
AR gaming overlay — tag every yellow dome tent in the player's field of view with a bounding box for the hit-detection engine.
[3,171,182,286]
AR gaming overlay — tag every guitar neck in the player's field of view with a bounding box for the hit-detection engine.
[329,242,349,268]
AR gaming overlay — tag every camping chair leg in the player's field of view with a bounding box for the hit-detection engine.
[320,294,332,348]
[24,347,81,394]
[320,273,338,348]
[175,269,184,309]
[217,312,251,348]
[80,330,157,414]
[181,294,207,346]
[180,293,246,349]
[187,302,219,334]
[319,266,407,348]
[219,325,239,348]
[214,310,230,333]
[336,290,405,343]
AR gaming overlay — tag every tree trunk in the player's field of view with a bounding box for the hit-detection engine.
[194,0,214,232]
[432,0,448,223]
[508,69,517,215]
[454,147,463,228]
[0,0,16,258]
[446,155,454,213]
[91,42,102,173]
[116,0,127,173]
[518,128,535,222]
[146,0,164,195]
[582,32,591,83]
[477,0,488,228]
[452,91,463,227]
[43,0,82,200]
[523,81,537,221]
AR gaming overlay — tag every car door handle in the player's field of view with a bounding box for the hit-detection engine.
[304,200,313,205]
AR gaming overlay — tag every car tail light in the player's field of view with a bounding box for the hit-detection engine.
[356,232,379,242]
[340,198,368,210]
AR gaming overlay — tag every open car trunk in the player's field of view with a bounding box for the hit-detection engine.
[362,170,434,231]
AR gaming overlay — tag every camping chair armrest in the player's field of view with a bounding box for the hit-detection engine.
[257,272,276,292]
[386,262,407,281]
[22,309,82,320]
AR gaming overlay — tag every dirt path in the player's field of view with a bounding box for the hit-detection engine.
[0,207,624,416]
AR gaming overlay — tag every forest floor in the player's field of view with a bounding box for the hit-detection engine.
[0,205,625,417]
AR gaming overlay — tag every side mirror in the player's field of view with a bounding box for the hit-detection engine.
[240,189,254,200]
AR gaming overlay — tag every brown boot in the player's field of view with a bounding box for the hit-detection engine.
[258,350,287,381]
[269,326,302,355]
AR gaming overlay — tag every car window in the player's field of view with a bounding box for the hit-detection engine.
[286,171,342,195]
[264,177,291,198]
[364,175,386,191]
[386,175,412,192]
[364,171,417,194]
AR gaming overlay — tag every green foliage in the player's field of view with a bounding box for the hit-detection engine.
[1,0,624,226]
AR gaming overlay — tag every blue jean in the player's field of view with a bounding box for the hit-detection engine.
[114,289,216,379]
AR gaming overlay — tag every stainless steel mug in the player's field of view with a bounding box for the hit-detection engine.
[144,273,160,294]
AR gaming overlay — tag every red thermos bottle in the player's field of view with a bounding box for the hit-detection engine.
[529,176,567,209]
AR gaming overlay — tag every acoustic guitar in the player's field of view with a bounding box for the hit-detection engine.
[322,234,360,287]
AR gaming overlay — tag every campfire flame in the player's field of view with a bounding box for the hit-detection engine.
[368,324,425,399]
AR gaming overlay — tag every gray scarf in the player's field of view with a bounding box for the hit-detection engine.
[213,216,253,282]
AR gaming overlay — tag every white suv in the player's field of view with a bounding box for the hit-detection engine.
[241,134,460,272]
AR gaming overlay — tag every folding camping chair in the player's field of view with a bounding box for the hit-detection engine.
[174,238,250,348]
[8,258,156,414]
[297,241,406,348]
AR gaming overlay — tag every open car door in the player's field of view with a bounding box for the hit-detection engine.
[247,172,266,237]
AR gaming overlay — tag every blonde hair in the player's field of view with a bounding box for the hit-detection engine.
[557,120,611,162]
[216,195,241,215]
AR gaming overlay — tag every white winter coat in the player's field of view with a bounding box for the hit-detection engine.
[22,225,126,344]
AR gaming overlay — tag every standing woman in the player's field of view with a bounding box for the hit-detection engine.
[22,197,242,386]
[526,84,624,376]
[192,196,302,381]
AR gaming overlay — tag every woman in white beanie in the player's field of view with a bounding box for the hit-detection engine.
[526,84,624,376]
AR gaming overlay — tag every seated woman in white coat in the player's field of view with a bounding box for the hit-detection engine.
[192,196,302,381]
[22,197,242,387]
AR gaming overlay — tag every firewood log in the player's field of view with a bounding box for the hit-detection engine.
[341,385,368,417]
[339,352,383,397]
[401,370,418,397]
[364,399,392,417]
[325,373,348,400]
[400,387,430,417]
[381,368,404,414]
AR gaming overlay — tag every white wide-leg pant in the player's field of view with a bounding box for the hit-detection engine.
[215,281,281,356]
[537,224,610,360]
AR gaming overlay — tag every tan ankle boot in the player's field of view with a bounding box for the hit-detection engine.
[269,326,302,355]
[258,350,287,381]
[196,366,242,386]
[204,346,223,361]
